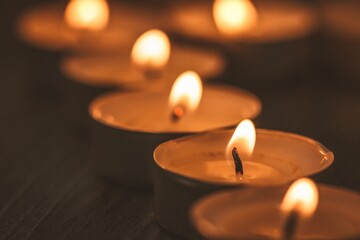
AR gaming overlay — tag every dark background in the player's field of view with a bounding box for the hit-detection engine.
[0,0,359,239]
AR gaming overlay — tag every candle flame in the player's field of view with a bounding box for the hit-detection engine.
[64,0,110,31]
[226,119,256,161]
[168,71,203,118]
[213,0,258,36]
[131,29,171,72]
[281,178,319,218]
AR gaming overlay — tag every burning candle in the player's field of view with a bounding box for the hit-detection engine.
[89,72,261,188]
[64,0,110,32]
[61,30,225,90]
[164,0,317,86]
[153,124,333,239]
[191,178,360,239]
[166,0,317,43]
[17,1,160,52]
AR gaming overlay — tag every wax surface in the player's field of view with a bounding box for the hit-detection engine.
[166,1,316,43]
[176,159,288,185]
[192,185,360,239]
[90,85,261,133]
[61,45,225,89]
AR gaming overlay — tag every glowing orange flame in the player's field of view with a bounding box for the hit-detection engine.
[168,71,203,118]
[281,178,319,218]
[64,0,110,31]
[131,29,171,72]
[213,0,258,36]
[226,119,256,161]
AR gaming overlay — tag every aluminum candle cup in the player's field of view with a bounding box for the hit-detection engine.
[191,185,360,240]
[60,45,225,90]
[16,1,160,52]
[164,0,318,85]
[153,129,334,239]
[89,85,261,189]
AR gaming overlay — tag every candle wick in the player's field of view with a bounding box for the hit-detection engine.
[232,147,244,176]
[171,106,185,121]
[282,210,300,240]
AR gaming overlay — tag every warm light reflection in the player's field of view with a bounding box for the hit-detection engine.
[213,0,258,36]
[168,71,203,119]
[64,0,110,31]
[281,178,319,218]
[226,119,256,161]
[131,29,171,72]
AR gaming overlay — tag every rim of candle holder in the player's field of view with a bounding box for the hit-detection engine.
[153,128,334,186]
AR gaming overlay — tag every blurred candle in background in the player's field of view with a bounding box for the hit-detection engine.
[164,0,318,87]
[166,0,317,44]
[61,37,225,90]
[213,0,258,37]
[16,0,161,52]
[64,0,110,32]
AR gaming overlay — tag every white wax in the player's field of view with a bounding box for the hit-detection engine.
[61,45,225,90]
[192,185,360,239]
[166,1,317,43]
[154,129,333,185]
[90,85,261,133]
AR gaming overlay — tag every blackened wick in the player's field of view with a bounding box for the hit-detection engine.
[232,147,244,176]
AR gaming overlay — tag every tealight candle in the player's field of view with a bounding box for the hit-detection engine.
[89,72,261,188]
[166,0,317,44]
[191,179,360,240]
[153,123,333,239]
[61,30,225,90]
[16,0,161,52]
[164,0,318,86]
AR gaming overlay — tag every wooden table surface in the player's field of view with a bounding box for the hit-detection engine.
[1,0,359,239]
